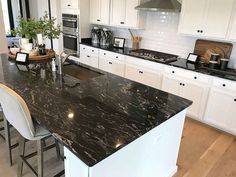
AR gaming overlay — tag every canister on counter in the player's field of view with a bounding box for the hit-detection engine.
[220,59,230,71]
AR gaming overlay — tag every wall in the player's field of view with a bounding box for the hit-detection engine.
[104,12,236,69]
[0,0,8,54]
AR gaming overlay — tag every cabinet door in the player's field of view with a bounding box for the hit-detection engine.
[90,0,110,24]
[99,57,112,72]
[181,81,209,120]
[90,0,101,23]
[229,98,236,134]
[79,53,90,65]
[125,0,139,28]
[203,0,233,38]
[125,64,141,83]
[110,0,126,26]
[89,55,99,68]
[204,89,235,131]
[61,0,73,9]
[178,0,206,35]
[162,75,181,96]
[229,5,236,40]
[110,60,125,77]
[139,69,162,89]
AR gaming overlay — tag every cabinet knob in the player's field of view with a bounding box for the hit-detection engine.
[234,99,236,102]
[180,83,182,86]
[172,71,175,74]
[194,76,197,79]
[67,4,71,6]
[197,30,200,33]
[83,48,85,50]
[87,55,90,58]
[97,19,101,22]
[116,56,118,59]
[120,22,125,24]
[222,84,226,87]
[200,30,203,33]
[92,50,94,52]
[109,62,112,65]
[139,71,143,74]
[63,156,66,160]
[104,53,106,55]
[183,84,185,86]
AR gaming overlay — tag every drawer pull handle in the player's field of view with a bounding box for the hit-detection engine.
[67,4,71,6]
[83,48,85,50]
[222,84,226,87]
[120,22,125,24]
[87,55,90,58]
[92,50,94,52]
[116,56,118,59]
[172,71,175,74]
[183,84,185,86]
[104,53,106,55]
[109,62,112,65]
[97,19,101,22]
[180,83,182,86]
[139,71,143,74]
[234,99,236,102]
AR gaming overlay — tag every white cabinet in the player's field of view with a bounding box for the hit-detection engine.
[229,2,236,40]
[90,0,110,25]
[125,63,162,89]
[110,0,145,29]
[162,74,209,120]
[61,0,79,9]
[178,0,234,39]
[204,78,236,135]
[80,45,99,68]
[99,50,125,77]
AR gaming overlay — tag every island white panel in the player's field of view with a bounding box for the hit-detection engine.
[89,110,187,177]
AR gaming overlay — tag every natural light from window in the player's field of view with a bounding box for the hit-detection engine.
[1,0,11,35]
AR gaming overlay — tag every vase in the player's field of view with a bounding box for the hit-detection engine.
[37,33,44,45]
[19,38,29,50]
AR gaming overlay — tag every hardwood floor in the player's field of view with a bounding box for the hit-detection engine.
[0,118,235,177]
[174,118,236,177]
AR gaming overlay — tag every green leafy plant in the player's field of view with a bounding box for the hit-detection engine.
[12,12,61,40]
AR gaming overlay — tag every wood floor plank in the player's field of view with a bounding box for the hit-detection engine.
[182,134,234,177]
[174,119,222,177]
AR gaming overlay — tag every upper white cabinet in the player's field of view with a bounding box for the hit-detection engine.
[61,0,79,9]
[229,2,236,40]
[90,0,110,25]
[110,0,145,29]
[178,0,234,39]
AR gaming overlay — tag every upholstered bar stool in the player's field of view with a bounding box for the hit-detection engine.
[0,84,61,177]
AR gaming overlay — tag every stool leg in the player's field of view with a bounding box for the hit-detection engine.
[17,136,25,177]
[3,116,12,166]
[55,139,61,160]
[37,139,44,177]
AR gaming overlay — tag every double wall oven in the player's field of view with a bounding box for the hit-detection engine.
[62,14,80,54]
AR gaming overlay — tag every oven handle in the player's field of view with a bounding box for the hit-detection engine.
[62,18,77,22]
[63,34,78,39]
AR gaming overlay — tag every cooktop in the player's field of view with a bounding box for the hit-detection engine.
[129,49,178,63]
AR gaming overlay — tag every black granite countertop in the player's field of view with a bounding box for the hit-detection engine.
[81,38,236,82]
[0,54,192,166]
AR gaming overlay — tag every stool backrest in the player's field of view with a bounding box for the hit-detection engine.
[0,84,35,140]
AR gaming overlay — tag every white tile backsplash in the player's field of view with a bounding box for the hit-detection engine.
[98,11,236,69]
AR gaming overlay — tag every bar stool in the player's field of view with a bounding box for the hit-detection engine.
[0,84,61,177]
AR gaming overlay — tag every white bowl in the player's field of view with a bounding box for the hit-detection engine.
[10,48,20,55]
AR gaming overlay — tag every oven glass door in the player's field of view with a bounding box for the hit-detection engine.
[63,19,77,29]
[63,34,78,51]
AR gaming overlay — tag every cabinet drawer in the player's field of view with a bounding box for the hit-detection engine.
[99,50,125,62]
[164,66,210,84]
[212,78,236,92]
[80,45,99,55]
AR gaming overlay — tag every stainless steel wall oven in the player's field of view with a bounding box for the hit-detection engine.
[62,14,80,54]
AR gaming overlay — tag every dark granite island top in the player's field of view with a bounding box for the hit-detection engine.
[0,54,192,167]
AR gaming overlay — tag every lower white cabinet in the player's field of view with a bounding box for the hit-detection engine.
[99,50,125,77]
[125,63,162,89]
[80,53,99,68]
[204,88,236,134]
[162,75,209,120]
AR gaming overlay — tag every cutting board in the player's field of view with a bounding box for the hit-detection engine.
[194,39,233,64]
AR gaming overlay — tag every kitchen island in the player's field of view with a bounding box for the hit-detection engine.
[0,54,192,177]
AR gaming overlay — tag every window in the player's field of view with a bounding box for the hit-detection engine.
[1,0,11,35]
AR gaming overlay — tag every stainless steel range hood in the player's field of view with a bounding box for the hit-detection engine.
[135,0,182,12]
